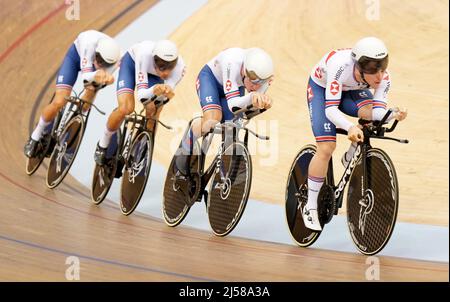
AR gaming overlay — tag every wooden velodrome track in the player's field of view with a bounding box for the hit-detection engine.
[0,0,448,281]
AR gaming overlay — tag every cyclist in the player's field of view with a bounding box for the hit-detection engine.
[94,39,186,165]
[174,47,274,176]
[304,37,407,231]
[24,29,120,158]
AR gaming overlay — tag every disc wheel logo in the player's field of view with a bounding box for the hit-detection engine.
[98,168,105,188]
[127,156,147,184]
[358,189,375,236]
[171,174,180,191]
[296,184,308,210]
[218,177,232,200]
[127,138,148,184]
[56,141,68,173]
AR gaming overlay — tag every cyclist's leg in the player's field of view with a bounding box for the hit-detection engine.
[99,52,135,150]
[304,78,338,230]
[175,65,222,175]
[25,44,80,158]
[95,92,133,165]
[98,93,134,154]
[33,44,80,141]
[340,89,373,119]
[143,74,164,131]
[191,65,224,151]
[339,89,373,163]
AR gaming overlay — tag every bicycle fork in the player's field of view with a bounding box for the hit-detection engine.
[357,143,374,236]
[213,144,233,200]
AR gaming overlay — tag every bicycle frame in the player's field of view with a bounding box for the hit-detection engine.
[55,88,105,138]
[328,140,366,210]
[119,95,171,167]
[167,103,268,208]
[327,110,408,211]
[193,107,269,194]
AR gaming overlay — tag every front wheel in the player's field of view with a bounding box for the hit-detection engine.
[46,115,85,189]
[207,141,252,237]
[120,131,153,215]
[346,148,399,255]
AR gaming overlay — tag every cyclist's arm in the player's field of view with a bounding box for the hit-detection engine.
[82,71,108,90]
[372,70,395,122]
[136,86,154,102]
[223,62,252,112]
[80,41,96,82]
[135,52,154,101]
[83,80,106,92]
[324,66,354,131]
[228,93,252,112]
[325,102,354,131]
[82,71,97,83]
[82,60,118,84]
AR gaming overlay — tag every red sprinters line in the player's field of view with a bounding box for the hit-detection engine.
[0,3,66,64]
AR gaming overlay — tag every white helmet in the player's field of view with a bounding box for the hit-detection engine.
[95,37,120,65]
[351,37,389,73]
[244,48,274,83]
[153,40,178,62]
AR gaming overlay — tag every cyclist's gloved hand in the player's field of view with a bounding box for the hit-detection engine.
[84,80,106,91]
[153,84,175,99]
[348,125,364,143]
[393,107,408,121]
[105,73,115,85]
[94,70,115,86]
[251,92,272,110]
